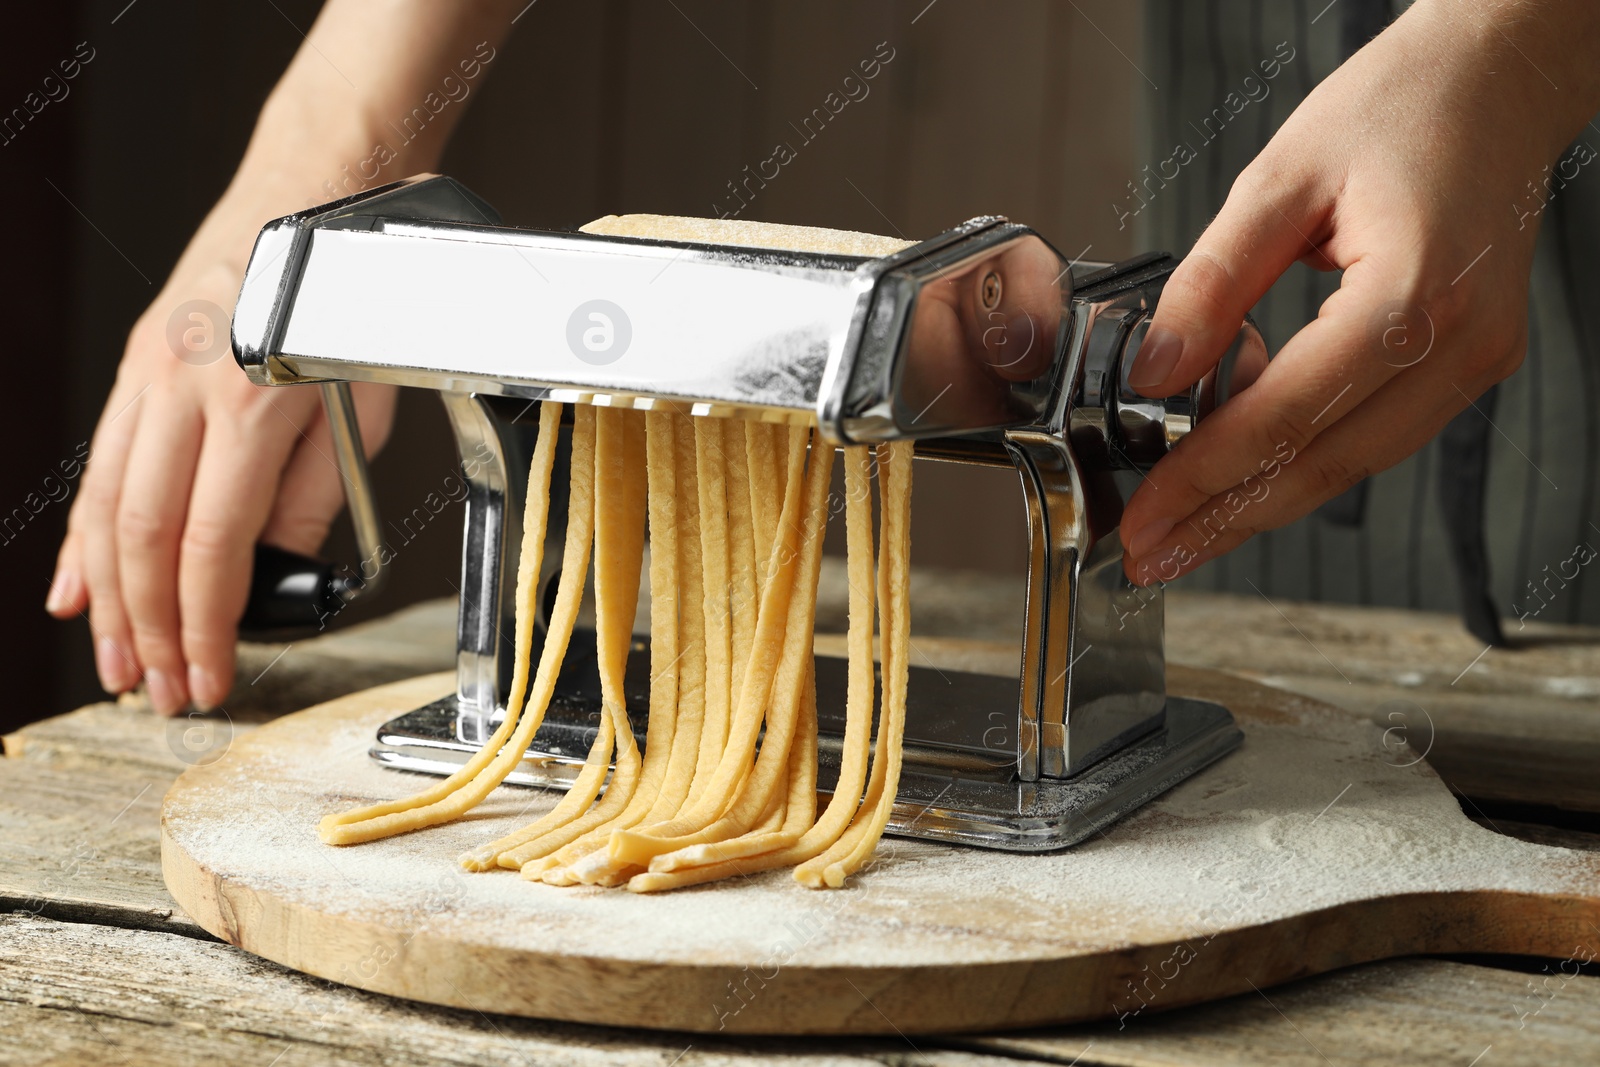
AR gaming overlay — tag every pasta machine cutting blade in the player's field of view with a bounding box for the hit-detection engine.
[230,174,1267,851]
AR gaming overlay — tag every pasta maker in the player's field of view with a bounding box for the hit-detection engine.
[231,175,1265,852]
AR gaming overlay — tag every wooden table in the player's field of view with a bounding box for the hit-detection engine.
[6,568,1600,1065]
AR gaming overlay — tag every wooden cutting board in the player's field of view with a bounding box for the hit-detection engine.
[161,664,1600,1036]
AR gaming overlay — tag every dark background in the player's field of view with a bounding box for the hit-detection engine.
[0,0,1142,731]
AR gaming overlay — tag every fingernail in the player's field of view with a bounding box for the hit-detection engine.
[188,663,225,711]
[1131,557,1165,588]
[45,570,82,614]
[1128,326,1184,390]
[1132,542,1214,587]
[1125,517,1176,560]
[96,637,135,693]
[1144,544,1187,582]
[145,668,188,716]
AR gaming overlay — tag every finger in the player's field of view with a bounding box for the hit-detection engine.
[76,378,150,693]
[1127,352,1479,585]
[350,382,398,453]
[1120,261,1400,561]
[116,397,204,715]
[46,438,97,617]
[179,413,299,710]
[260,382,397,554]
[260,414,346,556]
[46,529,88,617]
[1127,160,1331,397]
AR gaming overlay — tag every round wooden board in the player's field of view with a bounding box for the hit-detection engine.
[162,666,1600,1035]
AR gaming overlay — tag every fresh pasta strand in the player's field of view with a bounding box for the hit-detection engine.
[526,410,691,883]
[630,444,880,891]
[646,661,819,874]
[631,410,685,812]
[429,408,604,866]
[551,414,729,887]
[798,441,912,887]
[798,446,903,879]
[317,401,563,836]
[607,429,828,870]
[551,415,712,894]
[654,411,708,820]
[491,407,649,874]
[322,403,587,848]
[505,404,643,870]
[686,419,734,809]
[725,419,759,706]
[744,423,783,592]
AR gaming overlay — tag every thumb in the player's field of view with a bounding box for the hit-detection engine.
[260,383,397,556]
[1127,163,1329,397]
[260,416,346,557]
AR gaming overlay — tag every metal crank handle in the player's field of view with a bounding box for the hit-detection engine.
[238,382,387,639]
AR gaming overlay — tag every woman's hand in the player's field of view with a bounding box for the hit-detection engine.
[1120,0,1600,586]
[46,0,524,713]
[47,181,400,714]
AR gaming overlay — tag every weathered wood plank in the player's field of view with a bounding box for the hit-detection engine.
[1167,590,1600,702]
[5,598,457,771]
[7,913,1597,1067]
[0,758,199,938]
[956,956,1600,1067]
[0,913,994,1067]
[1244,675,1600,813]
[1165,591,1600,814]
[218,596,459,718]
[2,700,248,776]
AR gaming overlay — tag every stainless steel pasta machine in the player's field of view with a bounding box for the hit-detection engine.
[231,174,1266,851]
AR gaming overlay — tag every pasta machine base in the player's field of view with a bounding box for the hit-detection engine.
[369,647,1242,852]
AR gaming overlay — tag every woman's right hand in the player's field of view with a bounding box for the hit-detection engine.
[47,187,398,714]
[44,0,524,715]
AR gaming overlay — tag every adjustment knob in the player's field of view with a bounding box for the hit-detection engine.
[1112,313,1267,469]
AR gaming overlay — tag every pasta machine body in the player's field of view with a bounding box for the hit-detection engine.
[231,175,1265,851]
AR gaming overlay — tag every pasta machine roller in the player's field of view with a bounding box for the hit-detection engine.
[231,174,1266,851]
